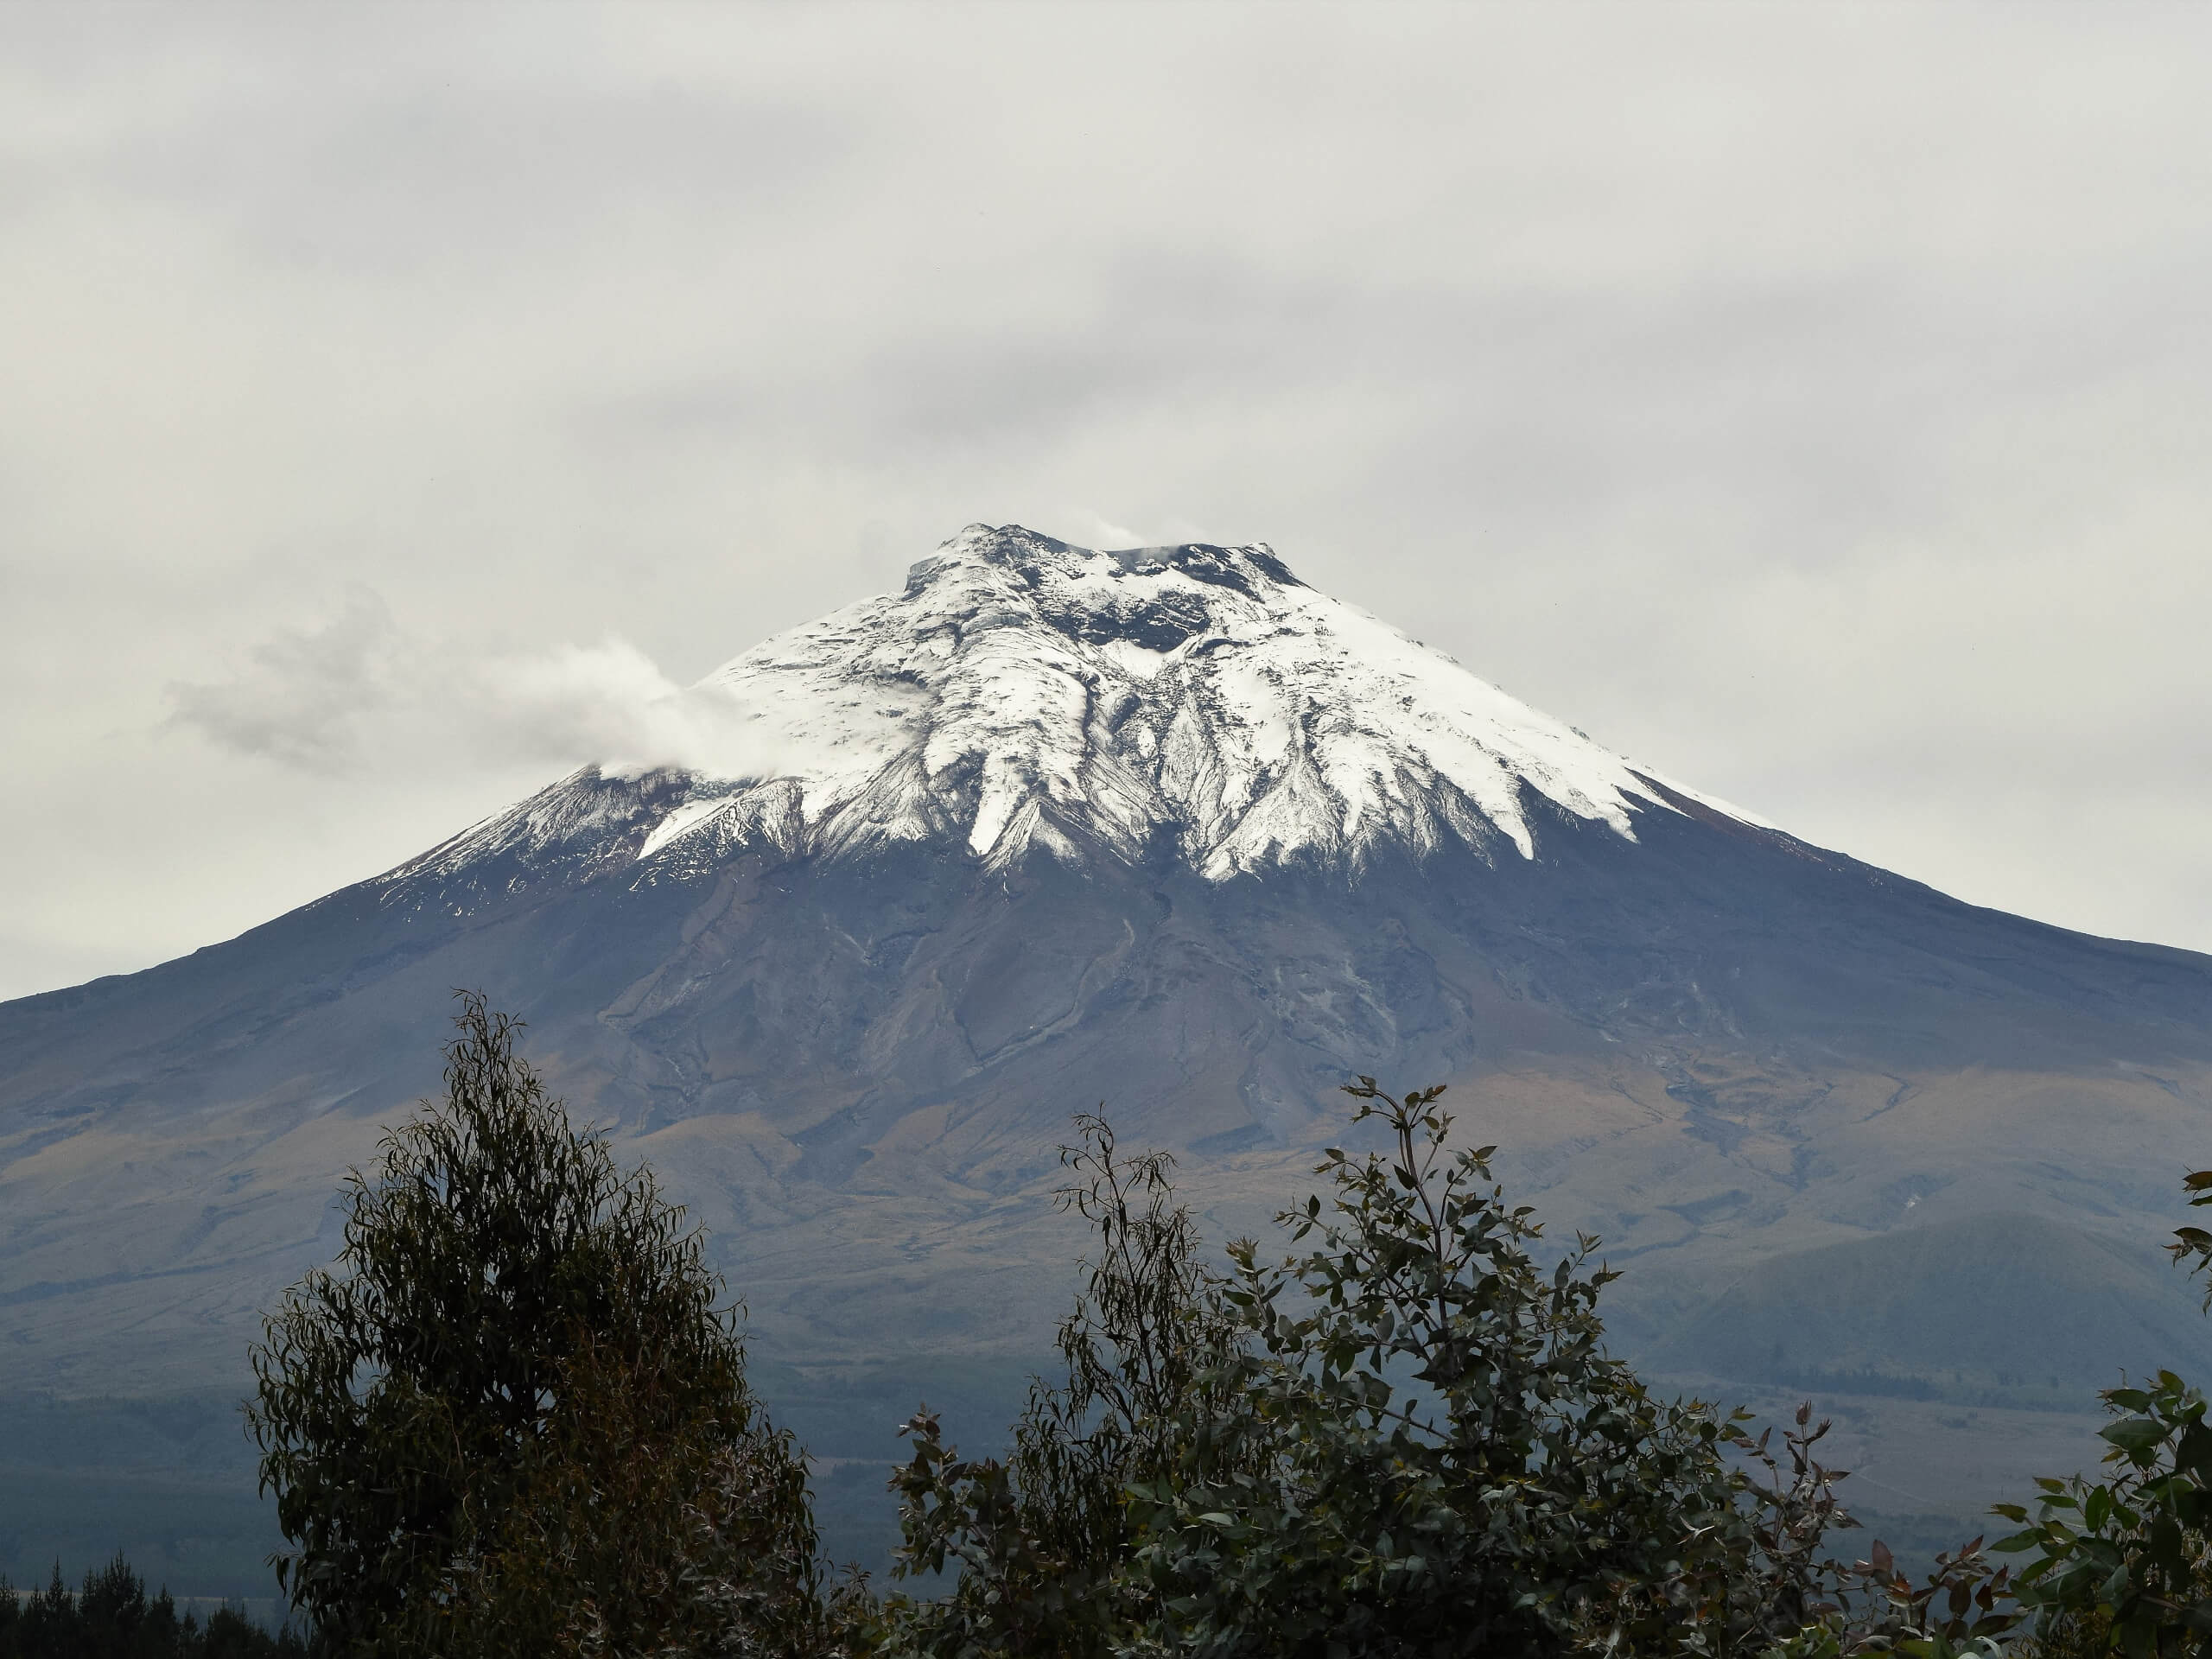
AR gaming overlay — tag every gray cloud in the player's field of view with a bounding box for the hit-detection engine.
[165,593,730,779]
[113,83,851,281]
[8,3,2212,996]
[166,588,401,771]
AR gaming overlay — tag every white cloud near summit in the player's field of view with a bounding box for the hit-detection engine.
[7,3,2212,995]
[168,596,726,778]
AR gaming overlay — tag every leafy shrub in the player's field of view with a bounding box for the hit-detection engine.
[885,1114,1251,1657]
[1130,1081,1855,1658]
[884,1082,1974,1659]
[1987,1165,2212,1658]
[245,993,861,1657]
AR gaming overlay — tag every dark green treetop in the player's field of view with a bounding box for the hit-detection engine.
[245,992,856,1657]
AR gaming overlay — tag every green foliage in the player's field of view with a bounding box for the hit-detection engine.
[1981,1159,2212,1654]
[1982,1163,2212,1659]
[0,1552,306,1657]
[1129,1080,1859,1658]
[2168,1172,2212,1305]
[885,1115,1250,1657]
[882,1082,2009,1659]
[245,992,859,1657]
[1771,1535,2018,1659]
[1993,1369,2212,1657]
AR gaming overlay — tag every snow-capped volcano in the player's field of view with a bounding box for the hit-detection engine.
[15,518,2212,1443]
[409,524,1759,887]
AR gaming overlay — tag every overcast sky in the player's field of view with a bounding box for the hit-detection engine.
[5,3,2212,1000]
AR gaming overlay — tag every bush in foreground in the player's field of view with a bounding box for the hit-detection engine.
[246,993,864,1657]
[884,1082,2009,1658]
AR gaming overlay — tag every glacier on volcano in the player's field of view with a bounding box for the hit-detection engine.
[398,524,1764,889]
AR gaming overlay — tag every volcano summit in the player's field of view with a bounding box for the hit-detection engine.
[5,524,2212,1437]
[404,523,1756,892]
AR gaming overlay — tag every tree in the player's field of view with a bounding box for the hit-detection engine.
[245,992,857,1657]
[886,1114,1252,1658]
[885,1084,1978,1659]
[0,1551,310,1658]
[1128,1079,1870,1657]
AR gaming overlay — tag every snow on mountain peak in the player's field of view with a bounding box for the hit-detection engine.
[402,524,1763,890]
